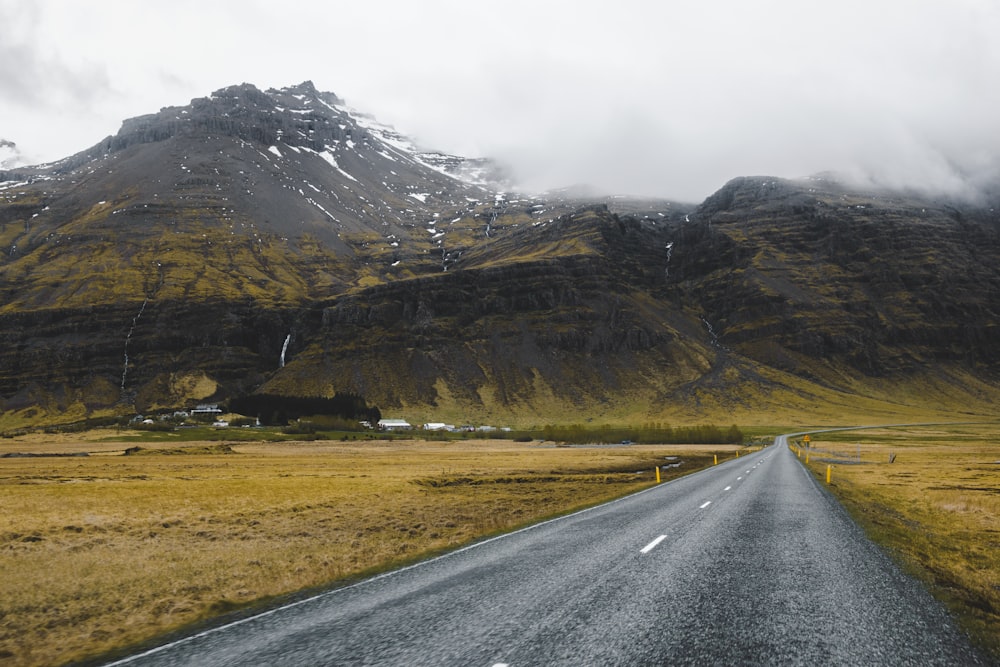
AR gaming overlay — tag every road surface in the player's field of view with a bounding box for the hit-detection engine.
[108,436,988,666]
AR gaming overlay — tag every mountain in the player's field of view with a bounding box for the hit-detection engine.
[1,82,999,428]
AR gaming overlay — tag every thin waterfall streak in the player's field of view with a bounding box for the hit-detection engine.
[121,297,148,391]
[280,334,291,368]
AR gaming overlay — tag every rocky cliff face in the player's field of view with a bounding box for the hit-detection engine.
[1,84,999,427]
[690,177,1000,374]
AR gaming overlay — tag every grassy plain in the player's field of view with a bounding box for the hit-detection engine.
[0,432,732,666]
[800,424,1000,659]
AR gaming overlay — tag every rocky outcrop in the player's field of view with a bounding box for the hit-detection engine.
[105,83,350,155]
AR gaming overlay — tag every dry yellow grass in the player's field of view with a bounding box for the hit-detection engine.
[800,424,1000,658]
[0,435,728,666]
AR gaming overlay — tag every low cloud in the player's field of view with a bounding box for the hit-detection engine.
[0,3,112,111]
[350,1,1000,202]
[3,0,999,202]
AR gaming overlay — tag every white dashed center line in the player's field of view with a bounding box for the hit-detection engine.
[641,535,667,554]
[724,486,732,491]
[700,501,712,509]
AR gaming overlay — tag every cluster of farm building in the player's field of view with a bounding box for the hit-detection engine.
[132,406,508,434]
[373,419,510,433]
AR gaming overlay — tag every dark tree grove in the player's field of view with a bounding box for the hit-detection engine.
[540,423,743,445]
[228,392,381,426]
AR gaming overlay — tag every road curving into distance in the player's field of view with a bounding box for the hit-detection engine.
[107,435,989,666]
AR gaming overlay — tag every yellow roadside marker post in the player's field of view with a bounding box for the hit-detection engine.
[713,454,718,465]
[656,466,661,483]
[826,465,832,484]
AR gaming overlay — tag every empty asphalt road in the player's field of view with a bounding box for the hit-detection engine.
[108,436,988,666]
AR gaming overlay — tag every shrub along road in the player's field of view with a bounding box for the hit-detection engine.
[107,436,987,666]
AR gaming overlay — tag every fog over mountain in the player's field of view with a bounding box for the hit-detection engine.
[2,0,998,201]
[0,139,25,169]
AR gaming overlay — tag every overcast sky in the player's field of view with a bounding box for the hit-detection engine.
[2,0,998,201]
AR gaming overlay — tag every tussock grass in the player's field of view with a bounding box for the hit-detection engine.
[802,424,1000,659]
[0,437,721,665]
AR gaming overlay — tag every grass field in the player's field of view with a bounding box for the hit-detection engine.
[0,431,733,666]
[799,424,1000,659]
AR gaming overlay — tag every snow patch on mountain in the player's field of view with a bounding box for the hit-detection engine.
[319,97,500,190]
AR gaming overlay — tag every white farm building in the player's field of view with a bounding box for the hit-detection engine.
[377,419,411,431]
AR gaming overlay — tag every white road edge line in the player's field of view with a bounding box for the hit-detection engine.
[700,501,712,509]
[641,535,667,554]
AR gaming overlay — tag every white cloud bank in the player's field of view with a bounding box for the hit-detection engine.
[2,0,998,201]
